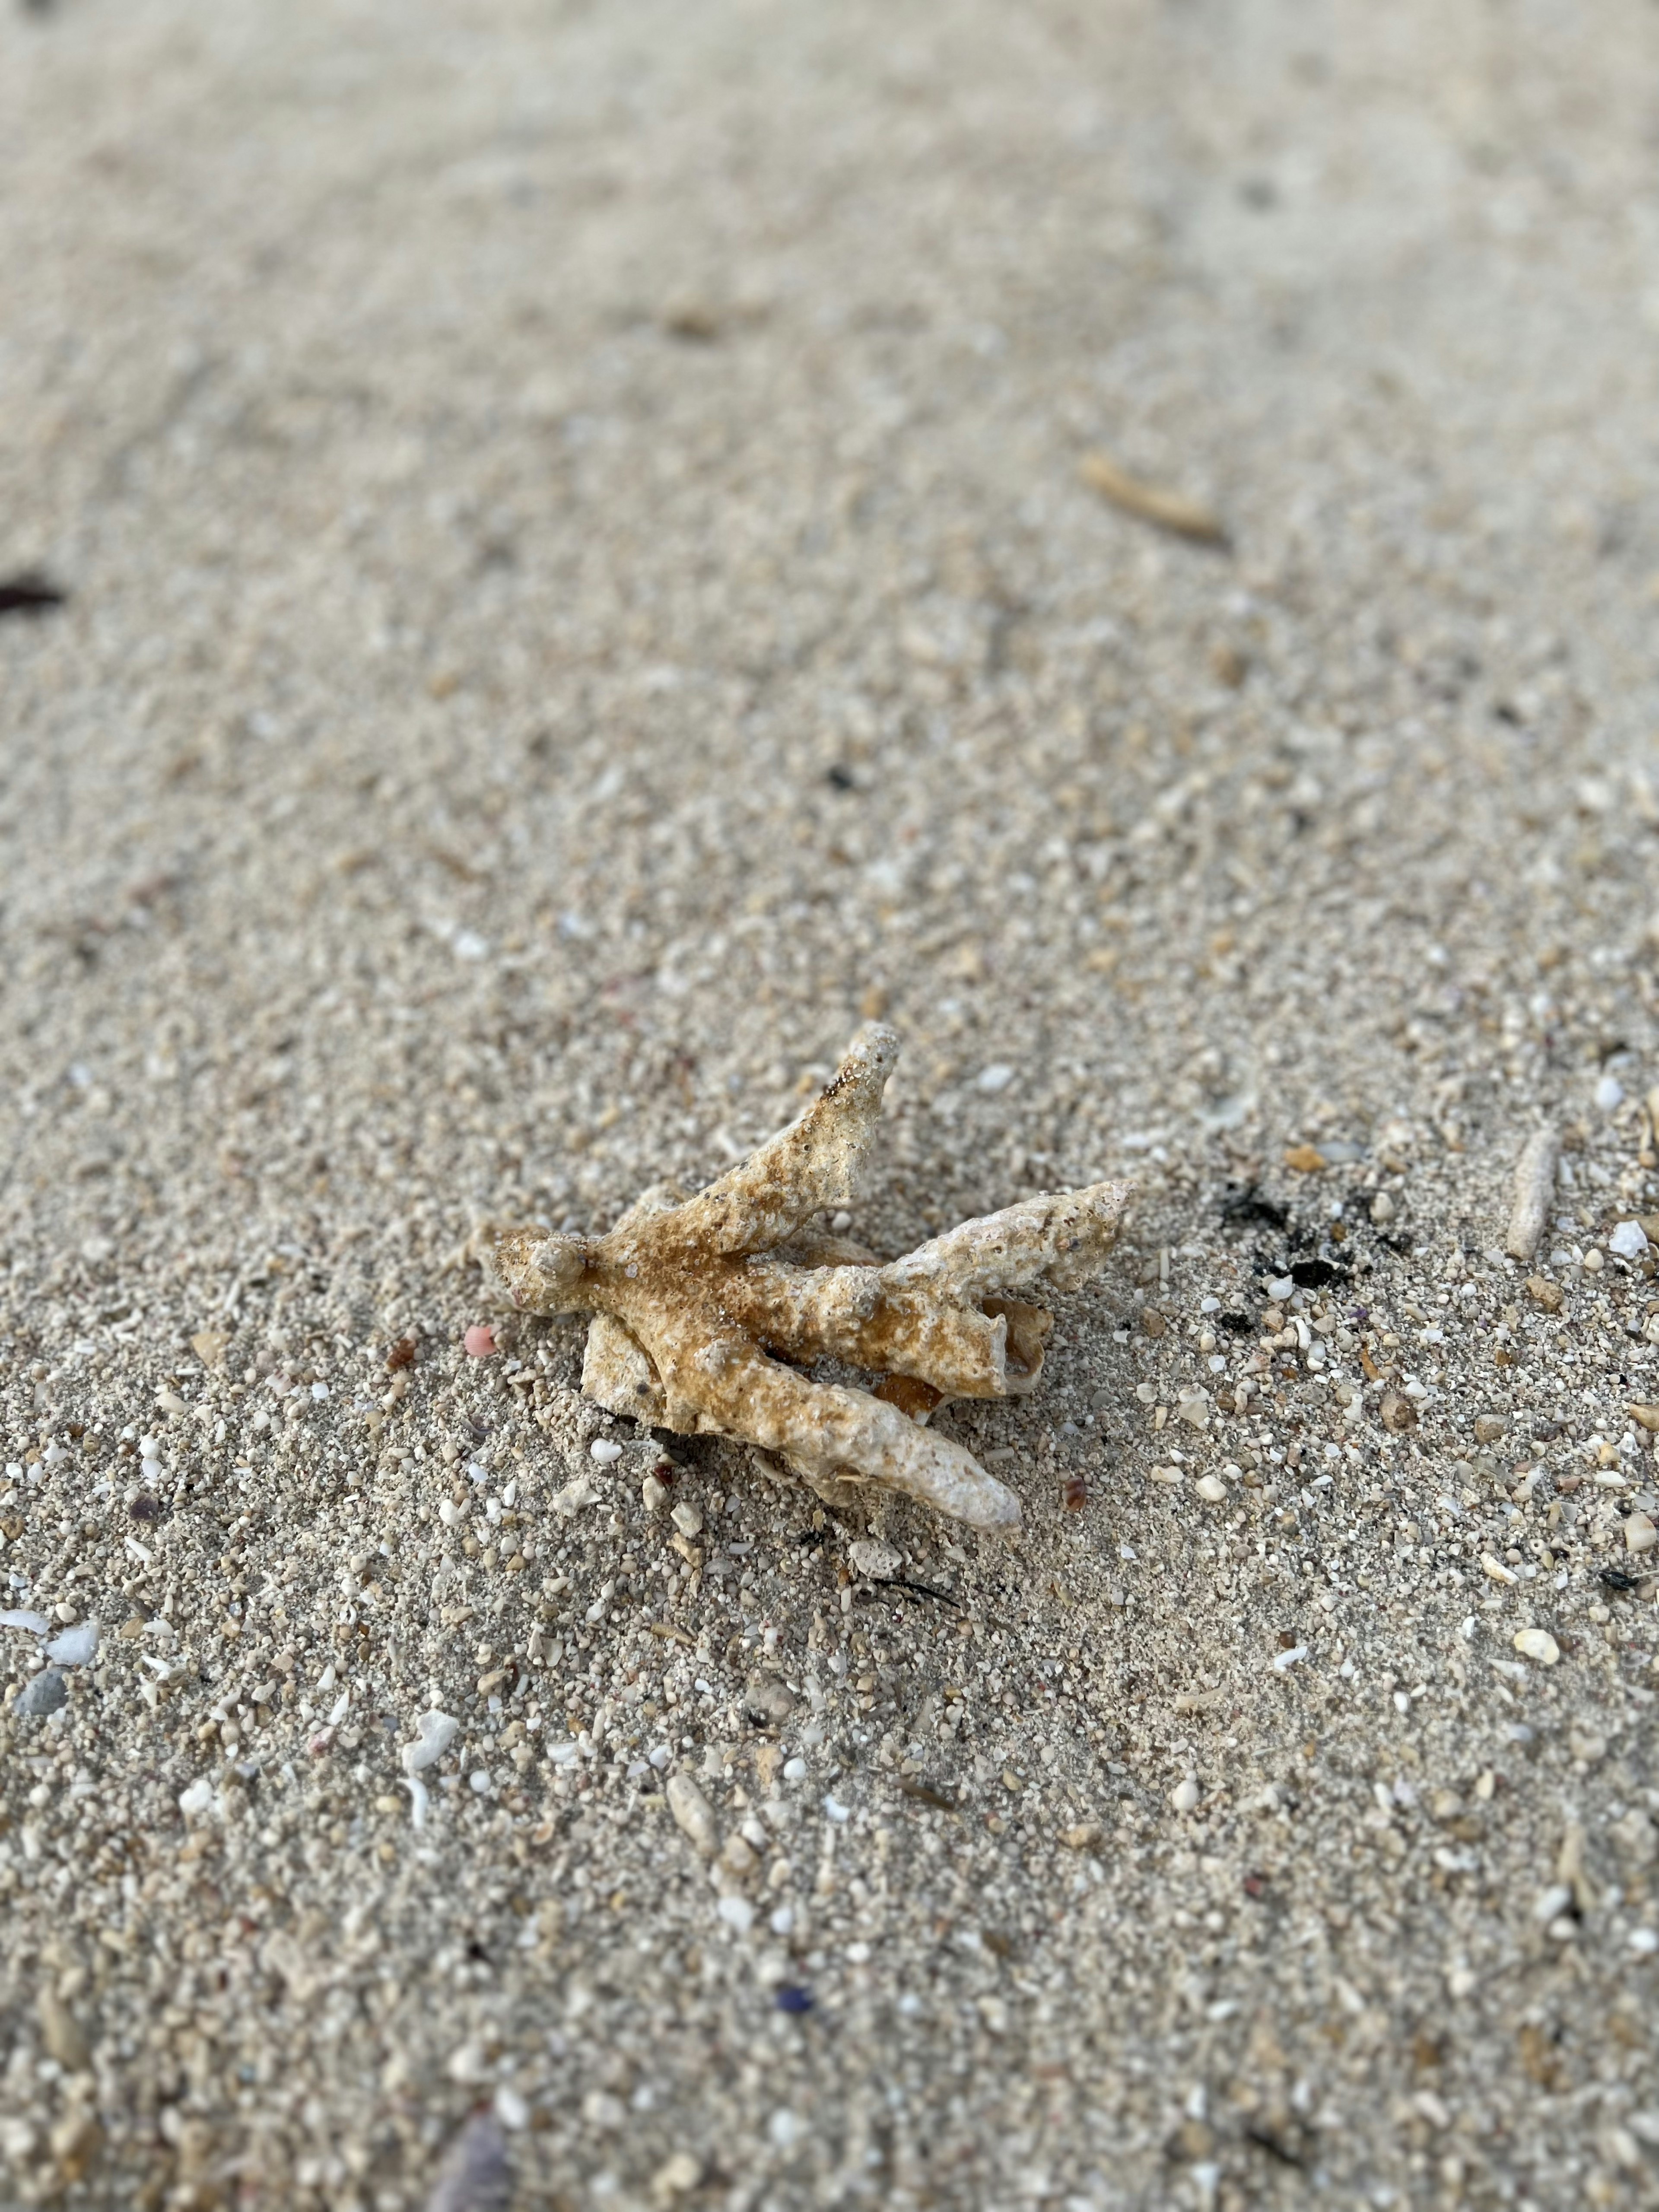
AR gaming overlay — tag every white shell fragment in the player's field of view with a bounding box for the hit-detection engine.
[401,1709,459,1773]
[0,1610,51,1636]
[1513,1627,1560,1666]
[44,1618,99,1667]
[1609,1219,1649,1259]
[482,1026,1133,1529]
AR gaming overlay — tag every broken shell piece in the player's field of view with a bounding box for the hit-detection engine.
[402,1709,459,1774]
[480,1027,1133,1530]
[1513,1627,1560,1666]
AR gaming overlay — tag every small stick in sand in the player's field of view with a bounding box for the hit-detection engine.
[1079,451,1228,545]
[1505,1128,1560,1262]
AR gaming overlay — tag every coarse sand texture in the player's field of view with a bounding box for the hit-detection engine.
[3,1,1659,2207]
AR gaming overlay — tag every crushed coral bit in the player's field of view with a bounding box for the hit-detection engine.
[474,1025,1131,1529]
[462,1323,498,1358]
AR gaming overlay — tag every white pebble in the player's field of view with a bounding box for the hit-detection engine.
[310,1380,329,1401]
[178,1778,215,1820]
[545,1738,581,1767]
[0,1610,51,1636]
[670,1500,705,1538]
[976,1064,1015,1093]
[1172,1777,1200,1814]
[589,1438,623,1464]
[1266,1276,1294,1301]
[823,1794,851,1823]
[1626,1513,1657,1555]
[1595,1074,1626,1112]
[1194,1474,1227,1504]
[1271,1644,1308,1672]
[1630,1928,1659,1955]
[1609,1219,1649,1259]
[1532,1882,1573,1924]
[717,1894,755,1934]
[468,1770,492,1796]
[403,1775,430,1829]
[783,1757,807,1783]
[641,1474,667,1512]
[493,2086,528,2132]
[1513,1627,1560,1666]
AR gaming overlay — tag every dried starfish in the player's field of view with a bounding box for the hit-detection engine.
[484,1027,1131,1529]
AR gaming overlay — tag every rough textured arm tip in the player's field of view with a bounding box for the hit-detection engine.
[674,1024,901,1254]
[888,1180,1133,1299]
[486,1229,590,1313]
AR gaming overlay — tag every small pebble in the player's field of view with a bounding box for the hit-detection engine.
[14,1668,67,1717]
[426,2112,510,2212]
[1595,1074,1626,1111]
[1194,1473,1227,1503]
[849,1538,900,1579]
[1626,1513,1657,1554]
[1172,1777,1200,1813]
[652,2150,703,2195]
[589,1438,623,1464]
[1513,1627,1560,1665]
[641,1473,667,1512]
[1610,1219,1649,1259]
[666,1773,719,1855]
[462,1324,498,1358]
[670,1499,705,1537]
[716,1894,755,1933]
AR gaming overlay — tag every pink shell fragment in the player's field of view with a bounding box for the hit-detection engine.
[463,1324,499,1358]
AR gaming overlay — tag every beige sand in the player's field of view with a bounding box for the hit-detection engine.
[3,2,1659,2205]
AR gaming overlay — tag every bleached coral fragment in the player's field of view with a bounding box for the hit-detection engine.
[485,1027,1131,1529]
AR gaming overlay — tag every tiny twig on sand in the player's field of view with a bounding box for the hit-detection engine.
[1079,451,1228,545]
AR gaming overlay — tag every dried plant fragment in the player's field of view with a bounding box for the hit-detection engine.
[1079,451,1228,546]
[483,1027,1131,1529]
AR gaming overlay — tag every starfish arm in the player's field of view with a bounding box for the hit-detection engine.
[719,1260,1012,1398]
[665,1025,900,1256]
[884,1181,1133,1299]
[650,1330,1020,1529]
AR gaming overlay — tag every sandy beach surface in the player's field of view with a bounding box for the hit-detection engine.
[3,2,1659,2206]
